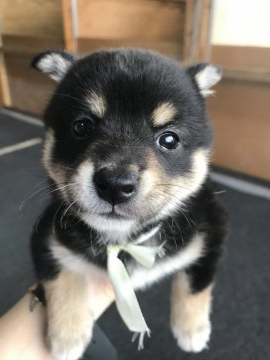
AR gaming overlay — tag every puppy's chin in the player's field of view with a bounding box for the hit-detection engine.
[81,211,137,243]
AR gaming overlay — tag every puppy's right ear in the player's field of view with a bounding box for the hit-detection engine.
[31,50,77,82]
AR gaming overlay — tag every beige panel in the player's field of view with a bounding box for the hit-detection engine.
[212,45,270,70]
[183,0,212,62]
[0,0,64,112]
[6,52,57,115]
[209,79,270,181]
[62,0,77,51]
[0,33,11,106]
[76,0,185,41]
[195,0,212,61]
[1,0,214,114]
[78,37,183,60]
[3,35,64,55]
[0,0,63,38]
[182,0,194,61]
[0,52,11,107]
[222,69,270,83]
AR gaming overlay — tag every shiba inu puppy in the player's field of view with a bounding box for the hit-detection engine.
[31,48,226,360]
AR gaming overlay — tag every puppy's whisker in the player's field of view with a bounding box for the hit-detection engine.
[34,213,44,234]
[156,183,192,192]
[177,209,193,229]
[19,182,53,211]
[150,189,194,229]
[146,191,184,219]
[21,182,75,212]
[150,189,181,205]
[48,183,76,195]
[60,200,77,229]
[52,201,66,234]
[172,217,184,245]
[165,218,178,250]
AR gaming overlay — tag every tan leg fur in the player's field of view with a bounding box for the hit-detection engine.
[44,270,94,360]
[170,272,213,353]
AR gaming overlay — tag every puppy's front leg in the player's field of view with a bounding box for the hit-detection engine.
[44,269,94,360]
[170,272,213,353]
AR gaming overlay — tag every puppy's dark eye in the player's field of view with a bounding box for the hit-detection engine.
[157,132,179,150]
[72,118,94,138]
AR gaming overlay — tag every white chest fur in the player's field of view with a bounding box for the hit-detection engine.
[50,232,204,290]
[130,233,204,289]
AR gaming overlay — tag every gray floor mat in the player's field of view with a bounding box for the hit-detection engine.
[0,111,269,360]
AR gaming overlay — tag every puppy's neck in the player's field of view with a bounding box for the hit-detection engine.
[80,210,161,245]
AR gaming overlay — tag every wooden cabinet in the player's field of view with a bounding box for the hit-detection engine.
[209,45,270,181]
[0,0,64,113]
[1,1,269,180]
[0,0,213,114]
[64,0,212,60]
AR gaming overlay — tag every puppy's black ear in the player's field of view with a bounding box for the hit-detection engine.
[31,50,77,82]
[187,63,222,97]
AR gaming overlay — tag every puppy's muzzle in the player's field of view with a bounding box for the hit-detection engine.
[93,167,138,205]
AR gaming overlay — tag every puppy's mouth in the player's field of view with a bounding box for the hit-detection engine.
[78,200,138,236]
[100,207,132,220]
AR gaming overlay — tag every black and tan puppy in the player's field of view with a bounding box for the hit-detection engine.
[31,49,226,360]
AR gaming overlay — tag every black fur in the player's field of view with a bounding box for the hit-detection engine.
[32,180,226,293]
[31,48,226,293]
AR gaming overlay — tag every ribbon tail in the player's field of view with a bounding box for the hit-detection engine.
[106,230,164,351]
[107,249,150,335]
[157,241,167,257]
[132,330,151,350]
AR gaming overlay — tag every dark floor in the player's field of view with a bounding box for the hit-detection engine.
[1,111,270,360]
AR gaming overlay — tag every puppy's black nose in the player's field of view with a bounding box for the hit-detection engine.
[94,167,137,204]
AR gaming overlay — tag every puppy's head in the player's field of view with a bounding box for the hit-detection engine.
[32,49,221,240]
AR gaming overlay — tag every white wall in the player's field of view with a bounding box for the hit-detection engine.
[212,0,270,47]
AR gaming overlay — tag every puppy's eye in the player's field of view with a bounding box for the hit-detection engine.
[157,132,179,150]
[72,118,94,138]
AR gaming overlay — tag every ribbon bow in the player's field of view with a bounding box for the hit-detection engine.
[107,226,164,350]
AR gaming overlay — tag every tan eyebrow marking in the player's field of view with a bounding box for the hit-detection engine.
[86,91,107,118]
[152,102,177,127]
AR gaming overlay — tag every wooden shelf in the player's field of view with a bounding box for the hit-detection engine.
[223,68,270,84]
[1,0,213,114]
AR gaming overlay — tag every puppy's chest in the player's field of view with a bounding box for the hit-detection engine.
[51,231,204,290]
[128,232,204,289]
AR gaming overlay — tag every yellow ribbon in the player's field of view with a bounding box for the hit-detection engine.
[107,226,164,350]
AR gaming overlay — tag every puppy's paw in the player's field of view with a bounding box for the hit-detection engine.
[48,330,92,360]
[49,338,88,360]
[47,315,93,360]
[172,320,211,353]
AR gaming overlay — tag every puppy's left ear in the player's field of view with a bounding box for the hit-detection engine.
[187,63,222,97]
[31,50,77,82]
